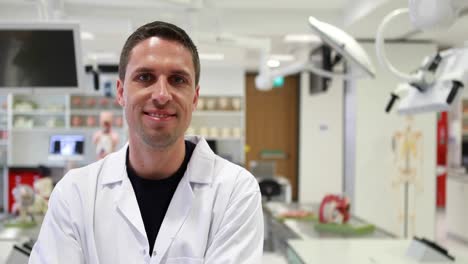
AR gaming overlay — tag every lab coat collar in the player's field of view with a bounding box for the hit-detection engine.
[100,136,216,186]
[100,143,128,185]
[184,135,215,184]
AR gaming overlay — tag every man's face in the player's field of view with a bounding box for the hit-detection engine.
[117,37,199,149]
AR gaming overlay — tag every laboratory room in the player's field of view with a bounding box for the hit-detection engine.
[1,0,468,263]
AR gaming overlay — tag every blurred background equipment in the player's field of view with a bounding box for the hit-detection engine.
[376,0,468,115]
[92,111,119,160]
[255,16,375,91]
[0,22,85,94]
[251,160,292,203]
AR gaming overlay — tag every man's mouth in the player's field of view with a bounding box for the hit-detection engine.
[143,111,176,121]
[146,113,173,118]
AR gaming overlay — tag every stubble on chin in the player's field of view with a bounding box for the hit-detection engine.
[142,135,176,149]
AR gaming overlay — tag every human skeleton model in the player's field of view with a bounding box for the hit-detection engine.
[11,178,54,223]
[391,116,424,237]
[12,184,35,223]
[32,177,53,216]
[93,111,119,160]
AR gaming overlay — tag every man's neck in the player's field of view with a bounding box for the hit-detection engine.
[128,138,186,180]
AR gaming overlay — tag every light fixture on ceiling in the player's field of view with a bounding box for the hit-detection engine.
[87,52,118,61]
[199,53,225,61]
[267,59,281,68]
[80,31,94,40]
[270,54,295,62]
[283,34,321,44]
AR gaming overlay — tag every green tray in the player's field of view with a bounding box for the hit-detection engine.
[4,220,37,229]
[314,223,375,235]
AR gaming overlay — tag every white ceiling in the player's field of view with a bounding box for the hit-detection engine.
[1,0,467,69]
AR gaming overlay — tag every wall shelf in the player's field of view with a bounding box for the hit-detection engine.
[193,111,242,117]
[70,109,123,115]
[11,127,67,132]
[69,126,124,131]
[12,110,65,115]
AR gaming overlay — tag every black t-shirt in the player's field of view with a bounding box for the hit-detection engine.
[126,141,196,255]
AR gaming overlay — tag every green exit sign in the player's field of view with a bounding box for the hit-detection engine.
[273,77,284,88]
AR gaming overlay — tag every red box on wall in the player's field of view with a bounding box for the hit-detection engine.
[8,168,41,212]
[436,112,448,208]
[437,174,447,208]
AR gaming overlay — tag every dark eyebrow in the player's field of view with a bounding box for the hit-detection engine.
[171,70,190,77]
[132,67,154,75]
[130,67,193,83]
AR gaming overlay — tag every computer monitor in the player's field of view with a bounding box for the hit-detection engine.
[49,134,85,160]
[0,22,84,94]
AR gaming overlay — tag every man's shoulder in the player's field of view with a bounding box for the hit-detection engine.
[211,155,259,194]
[54,155,108,193]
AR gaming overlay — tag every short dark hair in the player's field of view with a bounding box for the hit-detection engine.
[118,21,200,85]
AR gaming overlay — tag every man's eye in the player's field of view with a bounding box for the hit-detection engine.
[136,73,154,82]
[170,75,186,85]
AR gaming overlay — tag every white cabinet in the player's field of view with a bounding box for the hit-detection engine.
[7,94,126,166]
[6,94,246,165]
[0,96,8,159]
[447,175,468,242]
[69,95,124,129]
[0,96,7,212]
[190,96,245,165]
[10,94,67,130]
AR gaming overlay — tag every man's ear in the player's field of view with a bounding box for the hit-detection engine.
[116,79,125,107]
[192,85,200,111]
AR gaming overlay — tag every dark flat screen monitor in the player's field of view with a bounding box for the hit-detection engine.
[0,22,84,94]
[49,134,85,160]
[462,141,468,168]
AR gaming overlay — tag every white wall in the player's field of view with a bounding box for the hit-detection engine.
[343,74,357,206]
[353,42,437,239]
[299,72,344,203]
[198,64,245,97]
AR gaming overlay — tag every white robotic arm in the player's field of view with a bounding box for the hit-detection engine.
[386,47,468,114]
[255,16,375,91]
[376,0,468,114]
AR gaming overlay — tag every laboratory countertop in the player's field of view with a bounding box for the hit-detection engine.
[0,215,42,263]
[264,202,394,240]
[286,239,468,264]
[0,214,41,241]
[0,241,16,264]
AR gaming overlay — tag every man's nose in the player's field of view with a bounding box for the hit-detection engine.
[151,77,172,105]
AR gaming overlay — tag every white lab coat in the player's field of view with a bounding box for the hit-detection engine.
[29,136,263,264]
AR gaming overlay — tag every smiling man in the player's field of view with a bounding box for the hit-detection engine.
[29,21,264,264]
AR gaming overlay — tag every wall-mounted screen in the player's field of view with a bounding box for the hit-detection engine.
[0,22,84,94]
[49,134,85,160]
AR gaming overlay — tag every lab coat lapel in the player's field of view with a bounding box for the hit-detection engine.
[154,172,194,259]
[101,145,147,241]
[154,137,215,259]
[115,174,147,241]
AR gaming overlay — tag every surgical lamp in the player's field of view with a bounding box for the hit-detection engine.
[376,0,468,115]
[255,17,376,91]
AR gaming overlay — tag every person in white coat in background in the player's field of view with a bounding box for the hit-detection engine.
[29,21,263,264]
